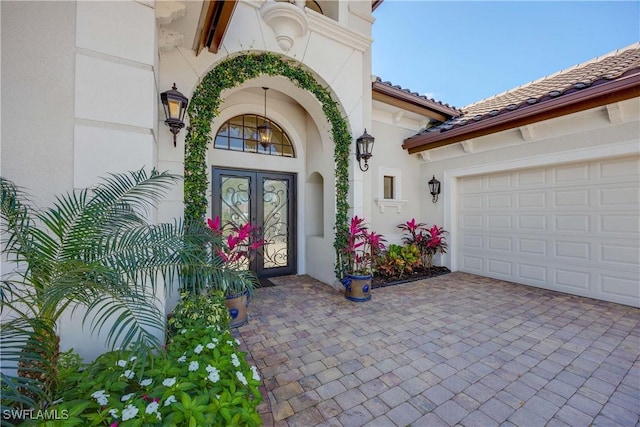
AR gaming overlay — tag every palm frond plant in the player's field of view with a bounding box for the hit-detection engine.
[0,169,226,409]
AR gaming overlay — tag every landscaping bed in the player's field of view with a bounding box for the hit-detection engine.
[372,266,451,288]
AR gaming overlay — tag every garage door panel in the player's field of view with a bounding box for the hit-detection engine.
[600,243,640,265]
[599,157,640,178]
[555,241,591,260]
[462,214,484,228]
[462,255,484,272]
[554,190,589,207]
[488,215,512,229]
[488,173,512,188]
[600,215,639,234]
[599,186,639,206]
[554,215,590,232]
[488,236,512,251]
[554,163,589,182]
[517,169,546,186]
[599,273,640,300]
[519,215,546,230]
[462,195,484,209]
[518,264,547,284]
[457,155,640,307]
[518,238,547,255]
[518,191,546,208]
[487,259,512,277]
[555,268,590,290]
[488,194,511,208]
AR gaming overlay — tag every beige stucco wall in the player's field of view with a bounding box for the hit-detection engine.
[369,111,425,245]
[1,0,161,363]
[1,1,76,206]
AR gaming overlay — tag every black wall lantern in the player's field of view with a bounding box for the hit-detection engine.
[356,129,374,172]
[428,175,441,203]
[161,83,189,146]
[257,87,273,150]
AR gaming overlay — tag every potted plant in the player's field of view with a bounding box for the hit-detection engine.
[340,216,385,301]
[206,216,264,327]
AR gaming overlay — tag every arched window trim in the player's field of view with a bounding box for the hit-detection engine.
[214,114,296,158]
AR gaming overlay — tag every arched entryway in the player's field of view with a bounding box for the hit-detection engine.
[184,53,353,284]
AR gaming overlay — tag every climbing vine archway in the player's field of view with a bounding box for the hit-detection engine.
[184,53,350,277]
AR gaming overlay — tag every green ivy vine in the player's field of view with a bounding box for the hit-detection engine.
[184,52,350,278]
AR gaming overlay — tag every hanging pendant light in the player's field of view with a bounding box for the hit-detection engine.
[257,87,273,149]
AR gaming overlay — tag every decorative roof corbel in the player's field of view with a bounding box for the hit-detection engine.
[260,0,309,52]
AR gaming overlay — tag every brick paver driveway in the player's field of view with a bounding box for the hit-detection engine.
[237,272,640,426]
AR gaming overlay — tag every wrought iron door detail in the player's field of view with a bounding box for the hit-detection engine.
[262,179,289,269]
[213,168,296,279]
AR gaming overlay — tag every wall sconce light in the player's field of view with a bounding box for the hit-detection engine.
[160,83,189,147]
[257,87,273,149]
[356,129,375,172]
[429,175,441,203]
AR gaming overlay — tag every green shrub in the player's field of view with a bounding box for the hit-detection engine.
[167,291,231,335]
[375,244,421,279]
[41,325,261,426]
[33,295,261,427]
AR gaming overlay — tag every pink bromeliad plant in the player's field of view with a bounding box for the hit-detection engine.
[206,216,265,271]
[344,215,386,276]
[397,218,447,268]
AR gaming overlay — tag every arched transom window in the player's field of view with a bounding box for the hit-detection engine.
[214,114,295,157]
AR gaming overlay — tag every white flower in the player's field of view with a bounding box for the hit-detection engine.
[188,360,199,372]
[180,329,187,334]
[121,393,135,402]
[116,360,127,368]
[231,353,240,368]
[251,365,261,382]
[162,377,176,387]
[207,366,220,383]
[91,390,109,406]
[177,355,186,363]
[91,390,106,399]
[121,404,139,421]
[211,338,219,344]
[164,395,177,407]
[206,342,216,349]
[129,356,137,362]
[139,378,152,387]
[236,371,248,386]
[236,339,241,345]
[145,401,160,414]
[226,340,235,346]
[108,408,119,418]
[194,344,204,354]
[122,370,135,379]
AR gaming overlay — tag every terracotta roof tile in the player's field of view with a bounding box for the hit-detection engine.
[372,77,462,112]
[417,43,640,134]
[462,43,640,116]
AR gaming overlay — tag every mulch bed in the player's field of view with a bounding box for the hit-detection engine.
[372,266,451,289]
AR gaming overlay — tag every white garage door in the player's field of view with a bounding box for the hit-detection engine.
[457,155,640,307]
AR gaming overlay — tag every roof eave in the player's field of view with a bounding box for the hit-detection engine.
[403,72,640,154]
[372,80,460,121]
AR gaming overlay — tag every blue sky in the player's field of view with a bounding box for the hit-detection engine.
[372,1,640,108]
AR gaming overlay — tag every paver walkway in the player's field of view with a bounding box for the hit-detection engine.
[237,272,640,426]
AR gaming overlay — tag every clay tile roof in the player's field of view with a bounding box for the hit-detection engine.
[458,42,640,125]
[372,77,462,114]
[403,43,640,153]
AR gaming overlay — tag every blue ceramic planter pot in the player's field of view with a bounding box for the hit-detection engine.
[225,290,249,328]
[341,273,372,302]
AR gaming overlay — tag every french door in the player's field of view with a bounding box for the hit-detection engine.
[212,168,297,279]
